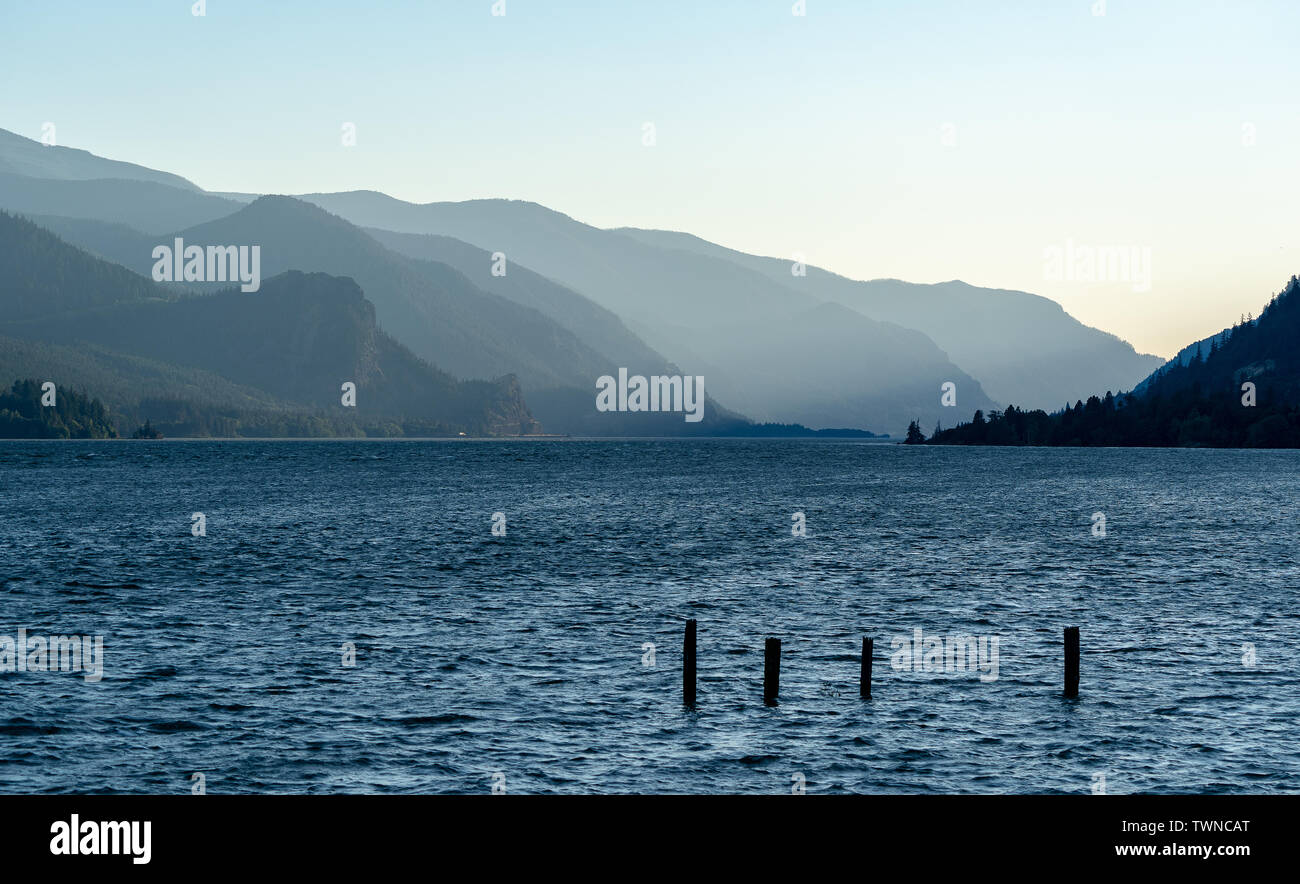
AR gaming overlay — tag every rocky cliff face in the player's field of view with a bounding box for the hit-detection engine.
[466,373,544,435]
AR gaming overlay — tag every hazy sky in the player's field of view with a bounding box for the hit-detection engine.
[5,0,1299,357]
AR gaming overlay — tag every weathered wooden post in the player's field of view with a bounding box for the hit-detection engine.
[860,637,873,698]
[683,619,697,706]
[1064,626,1079,697]
[764,638,781,704]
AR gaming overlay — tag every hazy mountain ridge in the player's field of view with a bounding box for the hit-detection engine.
[0,125,1170,435]
[0,210,173,319]
[0,171,240,234]
[300,191,1000,433]
[0,127,201,191]
[615,228,1164,412]
[0,213,538,436]
[362,226,762,434]
[17,199,760,436]
[365,227,671,372]
[15,195,621,387]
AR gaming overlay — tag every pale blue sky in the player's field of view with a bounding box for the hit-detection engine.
[4,0,1299,356]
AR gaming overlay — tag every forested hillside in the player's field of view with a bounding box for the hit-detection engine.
[924,276,1300,448]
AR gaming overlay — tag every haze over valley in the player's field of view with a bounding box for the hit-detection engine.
[0,125,1203,439]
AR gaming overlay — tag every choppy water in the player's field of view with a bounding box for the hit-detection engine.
[0,440,1297,794]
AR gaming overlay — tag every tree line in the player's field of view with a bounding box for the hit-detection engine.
[907,275,1300,448]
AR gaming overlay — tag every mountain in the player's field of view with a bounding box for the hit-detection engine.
[669,299,990,432]
[1131,326,1238,396]
[0,130,1154,434]
[0,331,331,430]
[297,191,998,433]
[16,196,617,386]
[0,210,173,319]
[1136,280,1300,407]
[6,270,540,434]
[13,212,157,268]
[299,194,808,328]
[0,171,241,233]
[0,212,538,436]
[928,276,1300,448]
[362,226,764,434]
[0,127,200,191]
[364,227,673,372]
[19,200,757,435]
[615,228,1164,412]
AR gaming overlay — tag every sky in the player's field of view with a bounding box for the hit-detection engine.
[4,0,1299,357]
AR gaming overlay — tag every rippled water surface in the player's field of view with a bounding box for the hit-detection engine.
[1,440,1297,794]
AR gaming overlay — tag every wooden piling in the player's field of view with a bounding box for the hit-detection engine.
[860,636,873,698]
[1064,626,1079,697]
[683,619,697,706]
[764,637,781,704]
